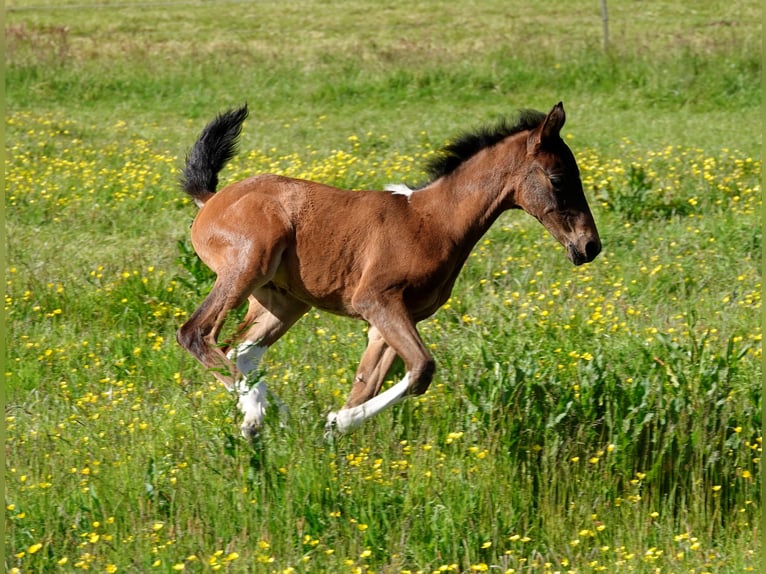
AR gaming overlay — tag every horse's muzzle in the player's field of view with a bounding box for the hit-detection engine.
[568,238,602,266]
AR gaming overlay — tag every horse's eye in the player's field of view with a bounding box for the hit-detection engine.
[549,175,564,189]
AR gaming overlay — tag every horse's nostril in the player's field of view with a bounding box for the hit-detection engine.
[585,240,601,260]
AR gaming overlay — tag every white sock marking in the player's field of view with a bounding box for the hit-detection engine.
[227,341,266,376]
[228,342,288,437]
[327,373,411,433]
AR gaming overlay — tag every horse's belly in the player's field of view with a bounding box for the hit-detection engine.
[269,267,361,319]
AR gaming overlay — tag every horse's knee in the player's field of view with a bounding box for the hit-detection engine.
[409,357,436,396]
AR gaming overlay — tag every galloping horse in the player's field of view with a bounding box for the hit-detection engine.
[176,102,601,438]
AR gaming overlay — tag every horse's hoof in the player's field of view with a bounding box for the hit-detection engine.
[240,421,260,441]
[325,409,361,437]
[324,412,339,439]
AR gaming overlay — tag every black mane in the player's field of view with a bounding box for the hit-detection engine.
[424,109,547,183]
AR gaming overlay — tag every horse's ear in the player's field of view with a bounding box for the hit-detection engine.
[528,102,566,152]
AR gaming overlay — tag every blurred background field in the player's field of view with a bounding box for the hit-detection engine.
[5,1,761,572]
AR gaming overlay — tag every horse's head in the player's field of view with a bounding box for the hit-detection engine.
[516,102,601,266]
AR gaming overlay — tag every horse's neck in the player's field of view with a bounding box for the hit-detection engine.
[415,154,519,247]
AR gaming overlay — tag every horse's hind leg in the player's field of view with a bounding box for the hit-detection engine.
[227,288,309,437]
[176,276,250,391]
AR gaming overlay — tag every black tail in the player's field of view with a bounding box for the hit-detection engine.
[180,104,249,206]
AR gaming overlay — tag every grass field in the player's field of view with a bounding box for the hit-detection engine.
[5,1,762,572]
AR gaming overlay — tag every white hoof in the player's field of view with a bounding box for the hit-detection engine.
[324,411,339,438]
[236,380,269,436]
[325,408,365,435]
[240,419,260,440]
[325,410,346,435]
[235,379,292,439]
[324,410,355,439]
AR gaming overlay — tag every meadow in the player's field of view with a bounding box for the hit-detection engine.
[5,1,762,572]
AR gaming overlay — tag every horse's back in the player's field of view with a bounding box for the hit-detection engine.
[191,173,416,312]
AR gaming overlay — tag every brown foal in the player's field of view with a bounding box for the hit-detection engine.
[176,102,601,437]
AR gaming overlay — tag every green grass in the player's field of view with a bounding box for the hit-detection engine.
[5,1,761,572]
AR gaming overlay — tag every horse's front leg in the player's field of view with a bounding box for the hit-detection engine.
[344,326,399,408]
[326,297,435,434]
